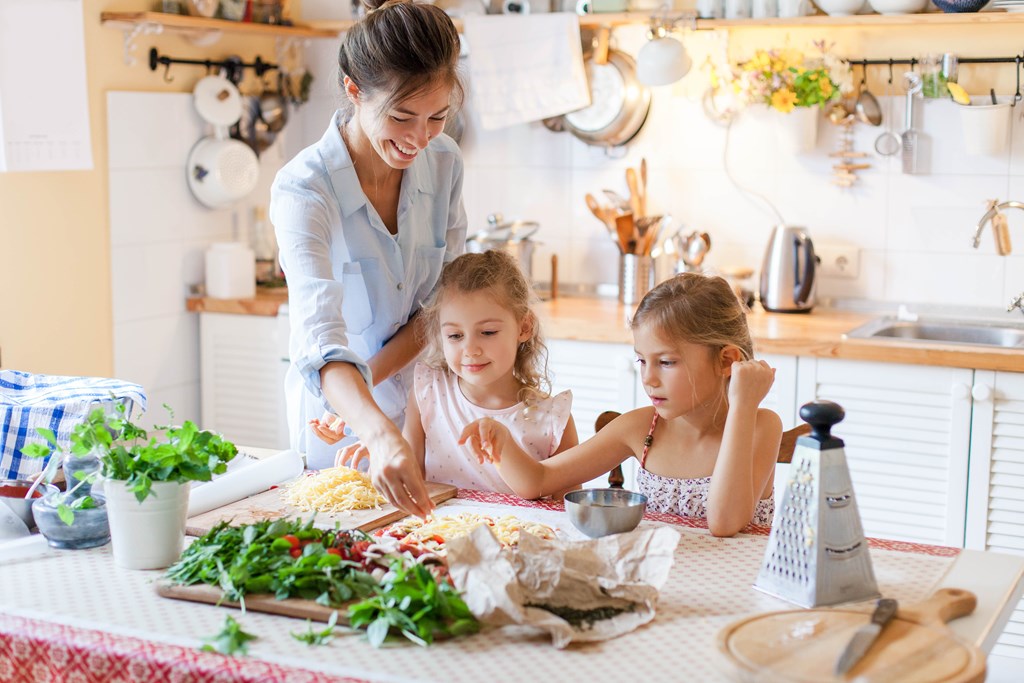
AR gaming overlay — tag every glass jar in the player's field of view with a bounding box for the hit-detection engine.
[62,450,101,499]
[920,54,948,99]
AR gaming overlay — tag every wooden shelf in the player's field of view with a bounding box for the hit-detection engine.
[100,11,340,40]
[307,10,1024,33]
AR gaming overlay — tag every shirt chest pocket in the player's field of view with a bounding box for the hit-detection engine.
[341,260,377,336]
[411,244,446,308]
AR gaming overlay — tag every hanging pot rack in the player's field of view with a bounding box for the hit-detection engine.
[148,47,277,84]
[845,53,1023,103]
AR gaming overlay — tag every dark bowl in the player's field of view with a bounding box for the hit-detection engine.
[931,0,989,12]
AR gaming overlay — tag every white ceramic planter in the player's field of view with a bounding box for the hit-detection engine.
[105,480,190,570]
[772,105,819,155]
[959,97,1011,156]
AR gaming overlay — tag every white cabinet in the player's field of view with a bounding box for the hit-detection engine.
[760,353,800,429]
[965,370,1024,662]
[199,312,290,450]
[546,339,639,489]
[795,357,973,547]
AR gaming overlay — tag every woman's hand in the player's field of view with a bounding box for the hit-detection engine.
[335,442,371,470]
[368,432,434,519]
[728,359,776,409]
[309,412,347,445]
[458,418,512,465]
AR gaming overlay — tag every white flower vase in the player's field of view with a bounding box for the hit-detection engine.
[105,480,190,570]
[772,105,819,154]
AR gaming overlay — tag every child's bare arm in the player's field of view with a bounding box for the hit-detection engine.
[548,415,580,501]
[707,359,782,537]
[460,412,642,499]
[402,386,427,479]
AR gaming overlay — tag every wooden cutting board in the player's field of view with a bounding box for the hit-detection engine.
[156,581,342,623]
[717,588,985,683]
[185,481,458,537]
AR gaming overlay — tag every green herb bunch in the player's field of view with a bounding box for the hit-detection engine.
[202,615,257,656]
[24,402,237,504]
[348,559,479,647]
[166,518,378,606]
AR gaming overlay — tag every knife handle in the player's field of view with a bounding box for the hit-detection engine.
[872,598,898,626]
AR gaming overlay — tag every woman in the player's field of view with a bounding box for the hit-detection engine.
[270,0,466,517]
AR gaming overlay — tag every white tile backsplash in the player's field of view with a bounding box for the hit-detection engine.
[113,315,200,391]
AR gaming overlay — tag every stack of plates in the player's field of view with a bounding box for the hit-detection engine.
[992,0,1024,11]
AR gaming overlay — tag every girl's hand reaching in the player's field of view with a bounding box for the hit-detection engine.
[309,412,347,445]
[335,442,371,470]
[458,418,513,465]
[728,359,776,408]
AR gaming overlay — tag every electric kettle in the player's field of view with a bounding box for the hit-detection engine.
[759,225,817,313]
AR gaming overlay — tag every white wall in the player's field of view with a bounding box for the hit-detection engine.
[106,92,286,428]
[294,26,1024,314]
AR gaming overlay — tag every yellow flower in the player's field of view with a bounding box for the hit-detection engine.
[819,78,833,98]
[771,89,797,113]
[807,72,818,81]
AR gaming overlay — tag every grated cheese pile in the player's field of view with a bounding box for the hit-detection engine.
[387,512,556,548]
[282,466,386,513]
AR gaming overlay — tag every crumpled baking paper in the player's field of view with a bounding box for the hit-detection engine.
[445,524,681,648]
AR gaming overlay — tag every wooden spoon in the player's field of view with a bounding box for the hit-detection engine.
[626,167,642,219]
[614,212,635,254]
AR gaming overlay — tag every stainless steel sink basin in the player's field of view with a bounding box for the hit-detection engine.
[844,317,1024,349]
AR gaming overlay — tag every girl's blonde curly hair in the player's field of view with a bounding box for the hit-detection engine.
[419,250,551,403]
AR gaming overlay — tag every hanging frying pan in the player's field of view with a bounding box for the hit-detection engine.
[544,28,652,148]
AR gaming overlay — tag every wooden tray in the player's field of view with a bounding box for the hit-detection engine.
[717,588,985,683]
[185,482,458,537]
[156,581,342,623]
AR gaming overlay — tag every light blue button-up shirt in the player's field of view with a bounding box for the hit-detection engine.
[270,111,467,467]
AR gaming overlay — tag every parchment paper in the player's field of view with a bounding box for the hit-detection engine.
[446,524,681,648]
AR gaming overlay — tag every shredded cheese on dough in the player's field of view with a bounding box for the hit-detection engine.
[388,512,556,547]
[282,466,385,513]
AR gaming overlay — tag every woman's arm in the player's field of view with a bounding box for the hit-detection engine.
[459,410,645,499]
[367,312,425,387]
[320,362,434,517]
[707,359,783,537]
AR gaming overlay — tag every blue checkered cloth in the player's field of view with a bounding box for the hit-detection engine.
[0,370,147,480]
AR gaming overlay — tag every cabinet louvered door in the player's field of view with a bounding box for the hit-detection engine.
[966,369,1024,663]
[546,339,638,490]
[795,358,972,546]
[200,313,289,450]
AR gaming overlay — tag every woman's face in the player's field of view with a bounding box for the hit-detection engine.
[353,81,452,170]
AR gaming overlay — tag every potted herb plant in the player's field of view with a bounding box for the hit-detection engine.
[26,403,237,569]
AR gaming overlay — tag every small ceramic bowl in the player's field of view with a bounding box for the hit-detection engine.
[0,479,58,529]
[867,0,928,13]
[564,488,648,538]
[812,0,866,15]
[931,0,989,11]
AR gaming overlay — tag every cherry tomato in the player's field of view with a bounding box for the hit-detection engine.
[282,534,300,549]
[326,548,342,557]
[289,547,303,559]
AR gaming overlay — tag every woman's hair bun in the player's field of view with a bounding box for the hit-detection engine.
[361,0,410,12]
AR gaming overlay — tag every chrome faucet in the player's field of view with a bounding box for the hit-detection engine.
[973,200,1024,315]
[1010,293,1024,316]
[972,200,1024,248]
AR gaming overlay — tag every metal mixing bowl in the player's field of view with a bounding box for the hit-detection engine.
[564,488,648,538]
[0,479,58,529]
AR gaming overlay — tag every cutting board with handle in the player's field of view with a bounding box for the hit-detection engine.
[157,581,342,623]
[717,588,984,683]
[185,481,458,537]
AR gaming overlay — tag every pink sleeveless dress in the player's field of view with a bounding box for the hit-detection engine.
[636,413,774,526]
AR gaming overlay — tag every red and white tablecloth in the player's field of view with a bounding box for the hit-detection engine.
[0,490,959,683]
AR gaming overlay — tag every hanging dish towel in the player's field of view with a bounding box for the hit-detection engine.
[0,370,147,480]
[463,14,590,130]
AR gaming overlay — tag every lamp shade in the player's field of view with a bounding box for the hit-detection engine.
[636,36,691,87]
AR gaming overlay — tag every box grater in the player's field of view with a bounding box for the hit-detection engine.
[754,400,880,608]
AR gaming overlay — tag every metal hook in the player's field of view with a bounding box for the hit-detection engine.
[163,61,174,83]
[1015,54,1022,106]
[887,59,894,85]
[860,61,868,88]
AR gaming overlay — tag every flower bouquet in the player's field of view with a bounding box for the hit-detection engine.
[732,42,849,113]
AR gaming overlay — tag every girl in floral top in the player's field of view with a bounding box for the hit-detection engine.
[460,273,782,536]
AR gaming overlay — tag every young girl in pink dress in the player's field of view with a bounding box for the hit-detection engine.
[335,250,578,496]
[459,273,783,536]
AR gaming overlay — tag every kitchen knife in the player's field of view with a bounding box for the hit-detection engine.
[834,598,899,676]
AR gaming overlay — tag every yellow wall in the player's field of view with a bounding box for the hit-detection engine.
[0,0,285,376]
[1,5,1020,376]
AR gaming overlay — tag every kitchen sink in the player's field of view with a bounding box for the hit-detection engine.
[844,317,1024,349]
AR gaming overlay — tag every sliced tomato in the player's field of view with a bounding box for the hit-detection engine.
[325,548,342,557]
[430,534,445,544]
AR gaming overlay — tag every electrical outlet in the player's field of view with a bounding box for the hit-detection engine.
[815,243,859,279]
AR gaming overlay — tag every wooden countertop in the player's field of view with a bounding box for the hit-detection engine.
[186,291,1024,372]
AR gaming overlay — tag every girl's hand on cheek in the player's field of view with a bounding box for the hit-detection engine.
[728,359,776,407]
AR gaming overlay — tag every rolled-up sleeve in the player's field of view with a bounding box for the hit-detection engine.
[444,154,468,264]
[271,175,372,412]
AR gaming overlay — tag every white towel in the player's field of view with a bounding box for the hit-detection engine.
[463,14,590,131]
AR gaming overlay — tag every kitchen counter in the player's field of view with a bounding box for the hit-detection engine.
[186,290,1024,372]
[2,489,1022,683]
